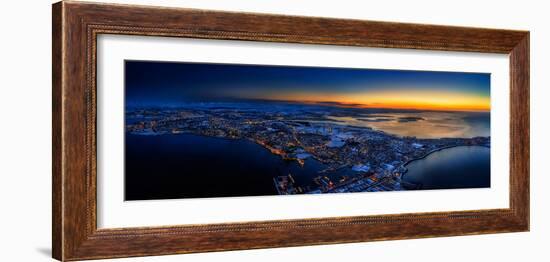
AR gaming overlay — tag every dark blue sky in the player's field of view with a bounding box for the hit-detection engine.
[125,60,490,111]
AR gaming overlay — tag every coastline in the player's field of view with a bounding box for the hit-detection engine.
[129,130,331,167]
[126,131,490,195]
[128,131,490,176]
[400,144,490,177]
[403,145,461,168]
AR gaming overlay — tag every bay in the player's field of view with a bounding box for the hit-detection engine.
[402,146,490,189]
[125,133,342,200]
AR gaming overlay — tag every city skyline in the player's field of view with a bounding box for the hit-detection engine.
[125,61,490,112]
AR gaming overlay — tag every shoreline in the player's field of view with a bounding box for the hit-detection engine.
[128,131,490,177]
[128,131,490,165]
[127,132,490,193]
[400,144,490,178]
[403,145,461,167]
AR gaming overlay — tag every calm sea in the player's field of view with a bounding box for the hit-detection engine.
[403,146,490,189]
[125,133,353,200]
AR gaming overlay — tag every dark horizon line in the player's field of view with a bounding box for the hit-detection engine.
[125,98,490,113]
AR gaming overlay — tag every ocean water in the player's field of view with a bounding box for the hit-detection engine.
[327,111,490,139]
[402,146,490,189]
[125,133,351,200]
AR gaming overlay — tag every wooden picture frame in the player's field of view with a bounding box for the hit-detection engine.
[52,1,529,261]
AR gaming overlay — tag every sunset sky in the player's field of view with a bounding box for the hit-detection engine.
[125,61,490,112]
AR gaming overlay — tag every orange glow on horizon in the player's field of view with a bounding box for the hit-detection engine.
[243,89,490,112]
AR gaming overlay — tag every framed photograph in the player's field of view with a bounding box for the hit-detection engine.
[52,1,529,261]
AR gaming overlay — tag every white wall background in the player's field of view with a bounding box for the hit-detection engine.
[0,0,546,261]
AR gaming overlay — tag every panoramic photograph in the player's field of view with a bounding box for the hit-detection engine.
[124,60,491,201]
